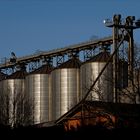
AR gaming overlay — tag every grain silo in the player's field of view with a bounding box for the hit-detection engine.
[118,60,128,89]
[25,64,53,124]
[1,69,27,127]
[80,51,113,102]
[117,60,130,103]
[51,57,81,120]
[0,71,7,93]
[0,71,6,81]
[0,71,7,124]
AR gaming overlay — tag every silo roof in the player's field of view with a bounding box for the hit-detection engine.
[29,64,53,74]
[6,70,27,79]
[0,72,7,81]
[57,57,81,69]
[86,51,111,63]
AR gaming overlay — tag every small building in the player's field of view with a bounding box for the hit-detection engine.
[55,101,140,131]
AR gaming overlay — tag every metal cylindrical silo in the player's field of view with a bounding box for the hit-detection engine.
[118,60,128,89]
[0,71,7,124]
[51,57,81,120]
[0,71,6,81]
[80,51,113,102]
[117,60,130,103]
[0,71,7,93]
[1,70,27,127]
[25,64,53,124]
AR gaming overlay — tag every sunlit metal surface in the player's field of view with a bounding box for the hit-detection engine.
[26,74,52,124]
[1,79,25,126]
[80,52,113,102]
[52,68,80,121]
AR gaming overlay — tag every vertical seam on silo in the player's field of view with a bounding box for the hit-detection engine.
[60,69,61,118]
[37,74,42,122]
[77,69,78,103]
[68,69,69,111]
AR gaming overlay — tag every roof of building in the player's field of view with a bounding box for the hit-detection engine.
[87,51,111,63]
[55,101,140,125]
[56,57,82,69]
[6,70,27,79]
[0,72,7,81]
[29,64,53,75]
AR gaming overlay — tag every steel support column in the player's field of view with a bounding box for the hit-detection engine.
[112,15,121,103]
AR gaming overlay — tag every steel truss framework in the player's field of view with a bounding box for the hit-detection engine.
[0,36,113,74]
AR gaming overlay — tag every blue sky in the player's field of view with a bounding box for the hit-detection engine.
[0,0,140,59]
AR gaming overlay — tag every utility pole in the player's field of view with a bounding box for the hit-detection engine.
[104,14,140,103]
[125,16,135,86]
[112,15,121,103]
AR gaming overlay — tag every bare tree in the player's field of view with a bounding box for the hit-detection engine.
[118,43,140,104]
[80,42,140,104]
[81,66,113,102]
[0,85,33,128]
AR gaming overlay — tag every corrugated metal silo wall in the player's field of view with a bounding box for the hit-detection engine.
[1,78,25,126]
[80,62,113,102]
[25,74,52,124]
[51,68,80,121]
[135,69,140,104]
[117,61,131,104]
[118,61,128,89]
[0,73,7,124]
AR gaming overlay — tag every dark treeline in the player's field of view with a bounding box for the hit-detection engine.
[0,124,140,139]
